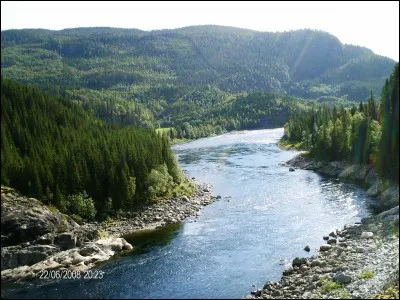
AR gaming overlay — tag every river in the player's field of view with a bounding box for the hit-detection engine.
[2,128,375,299]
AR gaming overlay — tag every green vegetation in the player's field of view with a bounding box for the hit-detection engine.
[283,63,399,185]
[1,26,395,140]
[2,26,394,101]
[373,270,399,299]
[360,270,375,279]
[0,77,183,220]
[322,280,342,292]
[374,286,400,299]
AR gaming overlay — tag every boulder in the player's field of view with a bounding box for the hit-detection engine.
[1,244,57,270]
[292,257,307,267]
[289,167,295,172]
[360,232,374,239]
[1,189,78,247]
[55,232,77,250]
[304,245,310,252]
[327,238,337,244]
[319,244,332,252]
[334,272,352,284]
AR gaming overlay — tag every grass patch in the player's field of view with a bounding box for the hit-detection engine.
[360,269,375,279]
[331,288,351,299]
[322,280,342,293]
[374,286,399,299]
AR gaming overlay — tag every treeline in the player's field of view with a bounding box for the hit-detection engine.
[283,63,399,183]
[165,92,312,140]
[1,77,182,221]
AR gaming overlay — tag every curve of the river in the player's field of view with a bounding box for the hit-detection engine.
[2,128,375,299]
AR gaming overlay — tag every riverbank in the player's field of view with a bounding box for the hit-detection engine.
[283,153,399,211]
[85,176,216,238]
[248,150,399,299]
[250,205,399,299]
[0,176,217,282]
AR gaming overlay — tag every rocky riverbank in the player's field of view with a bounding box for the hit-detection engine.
[250,205,399,299]
[283,153,399,210]
[1,176,217,282]
[247,152,399,299]
[90,177,216,238]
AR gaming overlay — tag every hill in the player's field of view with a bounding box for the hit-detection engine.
[1,26,396,133]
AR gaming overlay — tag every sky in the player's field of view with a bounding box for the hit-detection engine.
[1,1,399,61]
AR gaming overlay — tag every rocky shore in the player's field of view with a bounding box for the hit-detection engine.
[283,153,399,210]
[248,153,399,299]
[91,178,216,238]
[1,177,217,282]
[250,206,399,299]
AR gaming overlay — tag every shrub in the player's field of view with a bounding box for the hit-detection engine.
[146,164,173,199]
[67,191,97,221]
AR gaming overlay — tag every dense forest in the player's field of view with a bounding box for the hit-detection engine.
[1,26,396,136]
[283,63,399,184]
[0,77,184,222]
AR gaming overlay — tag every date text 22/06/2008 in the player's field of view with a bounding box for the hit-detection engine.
[38,269,105,280]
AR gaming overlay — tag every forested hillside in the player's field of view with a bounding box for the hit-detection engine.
[0,77,183,221]
[1,26,396,133]
[283,63,399,184]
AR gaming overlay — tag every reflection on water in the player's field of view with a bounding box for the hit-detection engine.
[2,128,374,299]
[124,223,182,254]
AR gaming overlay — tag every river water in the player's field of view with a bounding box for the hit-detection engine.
[2,128,375,299]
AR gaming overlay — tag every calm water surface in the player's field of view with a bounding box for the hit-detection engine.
[2,128,374,299]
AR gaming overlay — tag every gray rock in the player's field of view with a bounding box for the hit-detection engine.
[292,257,308,267]
[334,272,352,284]
[33,233,55,245]
[251,289,262,297]
[1,244,57,270]
[356,247,364,253]
[289,167,295,172]
[329,231,337,238]
[271,290,282,296]
[323,236,329,240]
[304,245,311,252]
[300,265,309,272]
[327,238,337,244]
[302,291,312,298]
[283,268,294,276]
[1,190,78,247]
[311,260,322,267]
[312,274,319,281]
[79,244,102,257]
[55,232,77,250]
[320,244,332,252]
[360,232,374,239]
